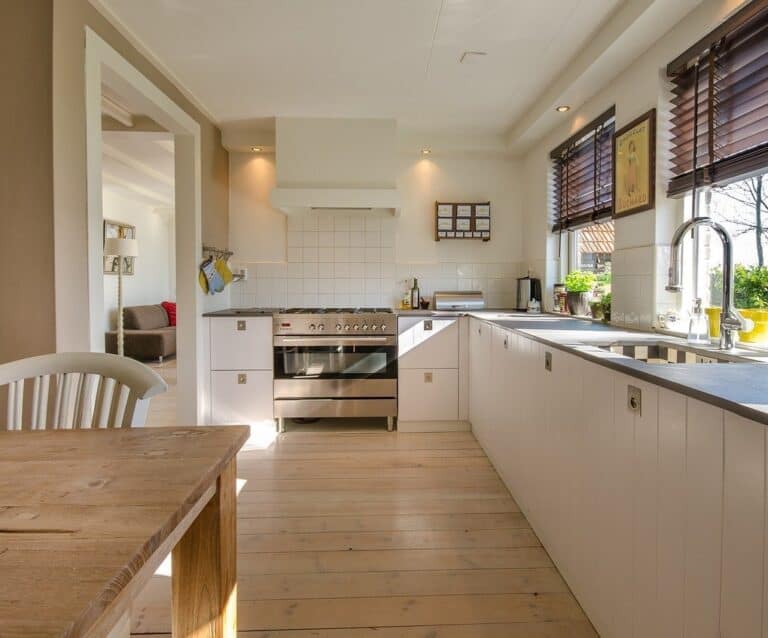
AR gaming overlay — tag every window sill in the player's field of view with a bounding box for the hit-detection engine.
[653,326,768,353]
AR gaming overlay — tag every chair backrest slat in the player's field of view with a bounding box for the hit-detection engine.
[37,375,50,430]
[6,380,24,431]
[0,353,166,431]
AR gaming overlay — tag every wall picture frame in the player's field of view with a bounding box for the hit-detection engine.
[613,108,656,218]
[103,219,136,275]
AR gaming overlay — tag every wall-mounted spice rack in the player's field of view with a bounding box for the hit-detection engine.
[434,202,491,241]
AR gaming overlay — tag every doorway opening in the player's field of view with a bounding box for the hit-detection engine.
[85,28,205,425]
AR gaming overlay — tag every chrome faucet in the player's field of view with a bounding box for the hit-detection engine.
[666,217,750,349]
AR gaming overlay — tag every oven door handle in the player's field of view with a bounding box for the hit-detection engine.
[273,335,397,347]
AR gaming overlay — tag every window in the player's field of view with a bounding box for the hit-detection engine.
[551,107,615,232]
[667,1,768,344]
[668,2,768,197]
[683,175,768,310]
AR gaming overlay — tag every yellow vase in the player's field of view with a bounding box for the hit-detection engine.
[705,307,768,344]
[704,307,721,338]
[740,309,768,344]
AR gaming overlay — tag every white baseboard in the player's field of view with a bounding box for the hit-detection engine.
[397,420,471,432]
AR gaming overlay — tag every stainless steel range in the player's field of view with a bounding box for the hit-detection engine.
[272,308,397,431]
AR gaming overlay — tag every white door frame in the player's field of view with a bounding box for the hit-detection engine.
[85,28,205,425]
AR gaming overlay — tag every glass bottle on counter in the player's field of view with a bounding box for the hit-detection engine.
[410,278,420,311]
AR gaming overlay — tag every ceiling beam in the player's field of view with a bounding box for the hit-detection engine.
[102,171,173,207]
[102,141,174,186]
[505,0,703,154]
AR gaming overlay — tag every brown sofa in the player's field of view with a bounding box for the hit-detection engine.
[105,304,176,361]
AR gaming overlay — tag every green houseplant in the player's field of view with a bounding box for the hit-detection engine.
[709,265,768,343]
[564,270,597,316]
[601,292,612,322]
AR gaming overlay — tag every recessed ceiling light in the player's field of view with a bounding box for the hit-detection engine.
[556,105,571,113]
[421,148,432,155]
[250,146,263,152]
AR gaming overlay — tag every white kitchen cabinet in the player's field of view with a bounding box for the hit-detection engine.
[720,412,765,638]
[468,317,491,440]
[397,316,467,431]
[684,398,724,638]
[398,317,458,369]
[210,370,273,424]
[656,389,687,638]
[210,316,273,371]
[467,322,768,638]
[209,316,274,426]
[398,369,459,422]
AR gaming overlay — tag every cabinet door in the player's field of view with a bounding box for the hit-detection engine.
[468,318,491,439]
[398,369,459,421]
[210,317,272,371]
[398,318,459,369]
[720,412,764,638]
[211,370,273,424]
[683,398,723,638]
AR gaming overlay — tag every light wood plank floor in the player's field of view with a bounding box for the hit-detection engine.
[131,428,597,637]
[145,358,177,426]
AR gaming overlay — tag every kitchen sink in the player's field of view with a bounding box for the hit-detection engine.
[596,340,758,364]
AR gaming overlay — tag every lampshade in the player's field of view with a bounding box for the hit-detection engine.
[104,237,138,257]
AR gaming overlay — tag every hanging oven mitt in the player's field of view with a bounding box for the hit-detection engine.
[215,257,234,288]
[198,261,210,294]
[201,257,224,294]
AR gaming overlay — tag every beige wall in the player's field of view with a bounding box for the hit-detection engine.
[0,1,57,363]
[52,0,229,351]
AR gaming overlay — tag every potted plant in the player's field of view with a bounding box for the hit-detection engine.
[564,270,597,316]
[708,265,768,343]
[589,300,604,320]
[601,292,612,322]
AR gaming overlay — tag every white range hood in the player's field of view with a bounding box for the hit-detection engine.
[270,117,401,216]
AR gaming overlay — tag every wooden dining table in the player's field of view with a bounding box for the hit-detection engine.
[0,425,249,638]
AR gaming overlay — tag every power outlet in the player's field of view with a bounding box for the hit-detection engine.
[424,372,433,383]
[237,373,247,385]
[544,351,552,372]
[236,320,247,331]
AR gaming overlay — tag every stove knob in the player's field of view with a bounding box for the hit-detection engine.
[309,323,316,331]
[317,323,325,331]
[353,324,360,330]
[379,324,388,332]
[362,323,369,331]
[371,324,379,331]
[336,323,342,331]
[344,324,351,331]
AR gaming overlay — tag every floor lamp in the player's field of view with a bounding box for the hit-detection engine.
[104,237,138,356]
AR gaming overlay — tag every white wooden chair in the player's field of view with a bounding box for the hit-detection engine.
[0,353,167,430]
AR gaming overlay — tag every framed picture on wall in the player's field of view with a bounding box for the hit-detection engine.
[103,219,136,275]
[613,108,656,218]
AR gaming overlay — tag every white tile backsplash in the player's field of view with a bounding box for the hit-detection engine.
[231,214,521,309]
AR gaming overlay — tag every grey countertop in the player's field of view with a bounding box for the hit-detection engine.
[203,307,282,317]
[203,307,768,424]
[470,312,768,426]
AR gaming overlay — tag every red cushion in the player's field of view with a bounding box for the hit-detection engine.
[161,301,177,327]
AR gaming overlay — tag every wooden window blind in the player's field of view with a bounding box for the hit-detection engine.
[668,0,768,197]
[550,107,615,232]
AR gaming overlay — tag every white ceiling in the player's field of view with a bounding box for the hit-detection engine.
[102,131,175,207]
[96,0,624,135]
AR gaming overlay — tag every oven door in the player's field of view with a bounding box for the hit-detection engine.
[273,335,397,399]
